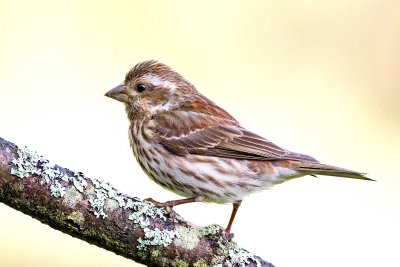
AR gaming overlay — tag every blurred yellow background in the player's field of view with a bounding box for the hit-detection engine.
[0,1,399,266]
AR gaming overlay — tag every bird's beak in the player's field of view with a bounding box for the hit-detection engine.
[105,84,129,103]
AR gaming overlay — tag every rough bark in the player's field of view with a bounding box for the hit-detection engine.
[0,136,274,267]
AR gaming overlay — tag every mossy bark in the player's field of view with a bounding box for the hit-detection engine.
[0,137,274,267]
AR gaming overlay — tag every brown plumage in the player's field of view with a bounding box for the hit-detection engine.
[105,60,373,238]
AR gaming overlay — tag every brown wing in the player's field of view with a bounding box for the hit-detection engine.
[153,101,317,162]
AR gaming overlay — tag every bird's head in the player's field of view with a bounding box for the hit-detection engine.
[105,60,197,117]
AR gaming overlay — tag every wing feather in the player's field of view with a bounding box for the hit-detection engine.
[153,101,317,162]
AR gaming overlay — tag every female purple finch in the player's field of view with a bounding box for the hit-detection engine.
[105,60,372,237]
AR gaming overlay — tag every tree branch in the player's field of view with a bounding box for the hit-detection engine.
[0,136,275,267]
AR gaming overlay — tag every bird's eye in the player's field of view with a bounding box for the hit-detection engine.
[136,84,146,93]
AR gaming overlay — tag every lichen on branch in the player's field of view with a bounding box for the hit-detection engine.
[0,137,274,267]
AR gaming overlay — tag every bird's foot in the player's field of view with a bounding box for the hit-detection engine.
[143,197,165,207]
[224,230,234,241]
[144,198,176,218]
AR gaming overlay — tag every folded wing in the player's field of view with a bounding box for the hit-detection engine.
[153,101,317,162]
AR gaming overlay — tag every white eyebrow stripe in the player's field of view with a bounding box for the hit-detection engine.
[142,74,177,90]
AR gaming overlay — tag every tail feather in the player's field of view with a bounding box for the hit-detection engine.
[296,162,374,181]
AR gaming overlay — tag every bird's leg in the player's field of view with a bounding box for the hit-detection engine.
[144,196,204,217]
[225,200,242,240]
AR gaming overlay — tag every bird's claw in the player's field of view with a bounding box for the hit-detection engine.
[144,197,163,207]
[144,198,177,218]
[224,230,234,241]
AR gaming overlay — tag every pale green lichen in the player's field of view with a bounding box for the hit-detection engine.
[88,189,108,218]
[199,224,262,267]
[128,201,180,250]
[128,201,167,224]
[211,245,262,267]
[171,259,189,267]
[104,198,120,210]
[10,146,126,219]
[11,146,44,178]
[67,211,85,225]
[10,146,85,201]
[150,249,160,259]
[86,178,142,219]
[100,181,116,197]
[50,181,66,197]
[173,225,199,250]
[63,187,82,208]
[137,227,179,250]
[199,224,229,260]
[193,259,209,267]
[71,172,88,193]
[225,248,262,267]
[41,162,62,185]
[10,145,181,252]
[199,224,224,236]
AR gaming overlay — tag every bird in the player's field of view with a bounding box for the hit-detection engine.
[105,60,373,238]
